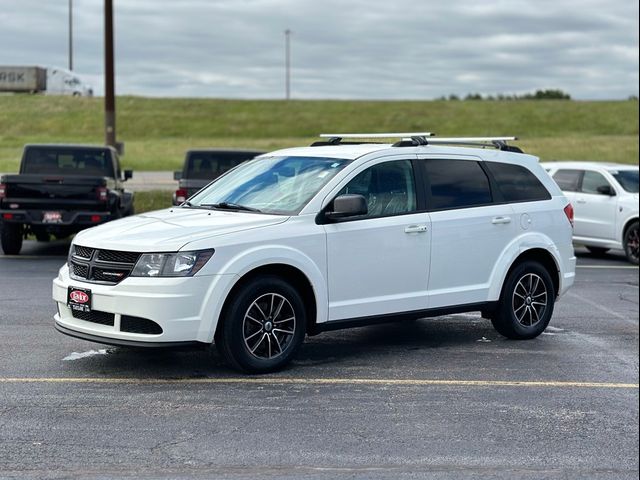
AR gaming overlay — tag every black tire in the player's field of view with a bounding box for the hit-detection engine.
[491,261,555,339]
[623,221,639,265]
[216,275,306,373]
[1,223,23,255]
[586,246,609,256]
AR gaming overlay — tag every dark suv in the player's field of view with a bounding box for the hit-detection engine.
[172,149,264,205]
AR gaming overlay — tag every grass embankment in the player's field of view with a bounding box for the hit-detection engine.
[134,190,173,213]
[0,96,637,173]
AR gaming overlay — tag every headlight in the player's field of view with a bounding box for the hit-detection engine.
[130,249,214,277]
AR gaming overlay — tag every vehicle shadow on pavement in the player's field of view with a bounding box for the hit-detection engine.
[57,316,504,377]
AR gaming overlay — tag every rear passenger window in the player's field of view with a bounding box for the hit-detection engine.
[485,162,551,202]
[424,159,492,210]
[551,169,582,192]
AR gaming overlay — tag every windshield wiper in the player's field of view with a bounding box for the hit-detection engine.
[201,202,262,213]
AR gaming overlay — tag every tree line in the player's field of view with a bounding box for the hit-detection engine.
[438,89,572,101]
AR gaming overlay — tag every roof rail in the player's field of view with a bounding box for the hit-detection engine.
[419,137,522,153]
[311,133,523,153]
[313,132,433,147]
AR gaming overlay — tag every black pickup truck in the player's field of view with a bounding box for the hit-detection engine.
[0,144,134,255]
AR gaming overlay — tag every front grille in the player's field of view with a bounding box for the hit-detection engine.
[97,249,142,264]
[74,245,94,259]
[92,267,130,282]
[71,309,115,326]
[120,315,163,335]
[70,246,141,285]
[72,262,89,278]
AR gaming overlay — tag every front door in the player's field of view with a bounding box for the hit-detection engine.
[324,158,430,321]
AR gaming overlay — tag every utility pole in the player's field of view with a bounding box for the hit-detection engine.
[68,0,73,70]
[104,0,116,148]
[284,29,291,100]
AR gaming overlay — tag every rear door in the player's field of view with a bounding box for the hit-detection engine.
[419,156,517,308]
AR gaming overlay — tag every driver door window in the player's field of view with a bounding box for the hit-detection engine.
[337,160,416,218]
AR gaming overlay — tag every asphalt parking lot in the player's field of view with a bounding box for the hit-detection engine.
[0,242,638,479]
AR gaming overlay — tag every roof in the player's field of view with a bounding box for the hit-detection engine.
[24,143,115,151]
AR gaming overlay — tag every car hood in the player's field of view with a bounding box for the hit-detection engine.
[73,208,289,252]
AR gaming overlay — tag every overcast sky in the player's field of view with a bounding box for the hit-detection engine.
[1,0,638,99]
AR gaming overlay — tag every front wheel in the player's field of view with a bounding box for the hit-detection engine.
[216,275,307,373]
[491,261,555,339]
[623,222,639,265]
[1,223,23,255]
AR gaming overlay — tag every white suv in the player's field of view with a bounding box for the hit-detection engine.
[542,161,639,264]
[53,134,576,373]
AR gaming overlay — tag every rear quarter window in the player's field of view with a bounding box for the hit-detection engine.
[485,162,551,202]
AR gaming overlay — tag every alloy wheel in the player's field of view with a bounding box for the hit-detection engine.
[242,293,296,360]
[512,273,548,327]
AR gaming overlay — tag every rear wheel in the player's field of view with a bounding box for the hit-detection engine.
[216,275,306,373]
[623,222,639,265]
[1,223,23,255]
[491,261,555,339]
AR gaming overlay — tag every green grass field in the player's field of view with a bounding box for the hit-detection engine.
[0,95,637,172]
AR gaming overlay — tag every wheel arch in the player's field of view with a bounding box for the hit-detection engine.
[214,263,320,340]
[622,217,638,239]
[502,248,560,300]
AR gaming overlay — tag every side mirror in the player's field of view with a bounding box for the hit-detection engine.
[325,194,368,220]
[173,171,182,181]
[123,170,133,181]
[597,185,615,196]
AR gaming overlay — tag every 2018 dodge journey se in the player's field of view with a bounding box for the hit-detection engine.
[53,133,576,373]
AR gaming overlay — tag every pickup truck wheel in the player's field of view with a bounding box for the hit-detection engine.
[623,222,639,265]
[216,275,306,373]
[1,223,23,255]
[491,261,555,340]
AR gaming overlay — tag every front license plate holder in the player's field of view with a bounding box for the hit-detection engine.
[67,286,92,313]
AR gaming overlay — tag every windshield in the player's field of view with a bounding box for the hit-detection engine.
[188,156,351,214]
[611,170,639,193]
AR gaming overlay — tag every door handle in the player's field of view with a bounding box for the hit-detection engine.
[491,216,512,225]
[404,225,428,233]
[576,199,587,204]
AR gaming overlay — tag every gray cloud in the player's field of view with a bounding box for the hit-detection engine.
[0,0,637,99]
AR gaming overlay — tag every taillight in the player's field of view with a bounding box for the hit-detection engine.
[564,203,574,228]
[175,188,187,204]
[96,186,108,202]
[0,183,6,199]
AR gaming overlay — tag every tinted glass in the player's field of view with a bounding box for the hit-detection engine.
[552,169,581,192]
[22,147,113,176]
[425,159,492,209]
[581,171,610,195]
[485,162,551,202]
[185,151,263,179]
[611,169,639,193]
[189,156,349,215]
[338,160,416,218]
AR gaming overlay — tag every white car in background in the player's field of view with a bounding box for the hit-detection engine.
[542,162,639,264]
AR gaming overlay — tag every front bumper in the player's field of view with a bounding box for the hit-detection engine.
[53,263,237,345]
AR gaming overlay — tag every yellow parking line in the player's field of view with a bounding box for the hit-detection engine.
[0,377,637,389]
